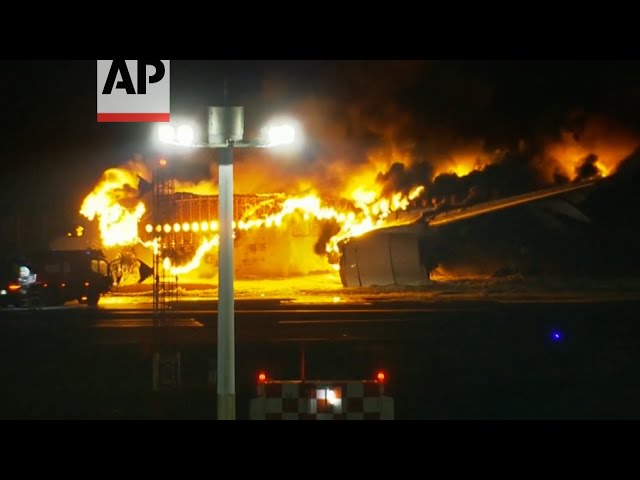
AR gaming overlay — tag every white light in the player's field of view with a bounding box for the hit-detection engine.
[326,389,340,406]
[264,124,295,147]
[260,117,303,149]
[158,125,175,144]
[176,125,195,146]
[0,290,6,295]
[316,388,342,408]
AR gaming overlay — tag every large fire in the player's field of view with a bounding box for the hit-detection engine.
[158,185,428,277]
[79,159,430,280]
[545,117,638,182]
[80,167,147,247]
[80,124,635,282]
[431,142,494,179]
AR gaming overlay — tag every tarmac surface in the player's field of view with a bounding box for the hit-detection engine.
[2,275,640,419]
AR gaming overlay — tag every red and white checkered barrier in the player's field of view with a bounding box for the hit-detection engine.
[250,380,394,420]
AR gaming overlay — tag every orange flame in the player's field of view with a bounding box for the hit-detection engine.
[81,115,638,282]
[432,142,492,179]
[545,117,638,181]
[82,160,427,279]
[80,166,147,247]
[155,188,427,277]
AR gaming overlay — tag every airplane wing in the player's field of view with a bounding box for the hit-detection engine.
[427,180,598,227]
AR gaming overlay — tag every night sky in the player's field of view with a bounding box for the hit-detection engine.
[2,60,640,256]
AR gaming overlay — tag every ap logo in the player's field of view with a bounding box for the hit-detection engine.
[97,60,170,122]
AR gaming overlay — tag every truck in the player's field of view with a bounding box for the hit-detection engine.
[0,249,113,307]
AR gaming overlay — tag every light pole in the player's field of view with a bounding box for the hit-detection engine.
[208,106,243,420]
[158,107,300,420]
[217,142,235,419]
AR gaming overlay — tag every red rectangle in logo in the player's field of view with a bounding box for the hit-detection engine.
[97,113,170,123]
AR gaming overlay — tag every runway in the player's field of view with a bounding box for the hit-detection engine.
[4,293,640,345]
[3,290,640,419]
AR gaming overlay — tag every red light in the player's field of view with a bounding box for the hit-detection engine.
[258,372,267,383]
[376,371,386,382]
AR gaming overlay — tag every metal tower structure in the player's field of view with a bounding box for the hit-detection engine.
[151,158,181,393]
[152,159,179,327]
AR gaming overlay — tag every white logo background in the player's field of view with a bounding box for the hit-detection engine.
[97,60,170,115]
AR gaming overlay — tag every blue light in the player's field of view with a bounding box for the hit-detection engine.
[551,330,564,342]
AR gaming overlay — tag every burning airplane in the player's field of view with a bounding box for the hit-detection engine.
[71,157,430,286]
[338,179,597,286]
[71,113,638,290]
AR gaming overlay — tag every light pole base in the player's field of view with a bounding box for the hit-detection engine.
[218,393,236,420]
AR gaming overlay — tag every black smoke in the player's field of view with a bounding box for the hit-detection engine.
[424,149,640,279]
[314,221,341,256]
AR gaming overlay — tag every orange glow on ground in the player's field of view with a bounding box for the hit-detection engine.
[98,273,640,307]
